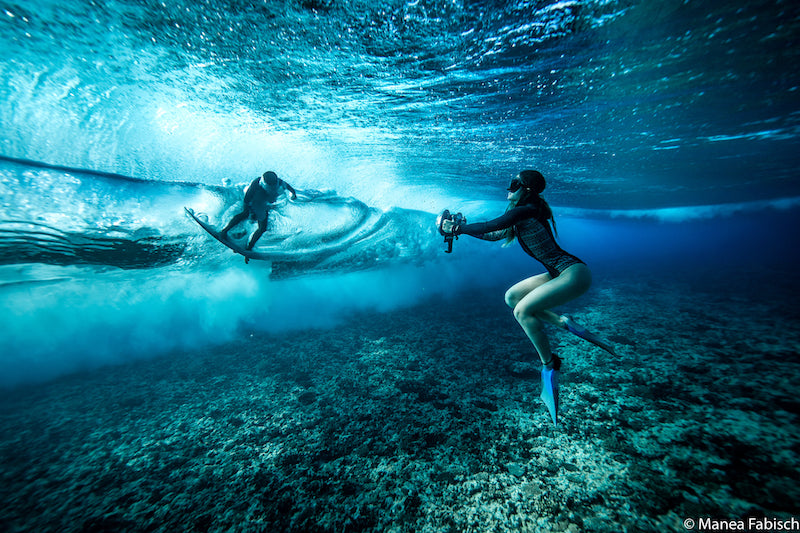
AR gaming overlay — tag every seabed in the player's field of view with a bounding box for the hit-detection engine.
[1,269,798,532]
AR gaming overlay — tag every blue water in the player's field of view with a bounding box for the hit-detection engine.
[1,0,799,387]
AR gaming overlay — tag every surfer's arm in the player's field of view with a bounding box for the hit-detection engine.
[243,185,255,206]
[242,177,261,206]
[281,180,298,200]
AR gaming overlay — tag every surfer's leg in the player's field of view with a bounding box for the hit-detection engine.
[512,264,592,368]
[221,211,248,236]
[246,215,269,250]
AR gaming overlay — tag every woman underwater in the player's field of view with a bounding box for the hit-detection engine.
[440,170,615,423]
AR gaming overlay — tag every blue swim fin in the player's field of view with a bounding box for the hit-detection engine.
[562,315,616,355]
[540,368,560,425]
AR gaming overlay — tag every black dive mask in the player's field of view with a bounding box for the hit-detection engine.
[507,179,523,192]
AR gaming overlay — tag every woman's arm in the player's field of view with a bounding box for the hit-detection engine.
[471,229,506,242]
[455,205,538,238]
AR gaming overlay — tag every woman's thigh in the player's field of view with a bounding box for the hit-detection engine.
[505,272,552,307]
[515,264,592,313]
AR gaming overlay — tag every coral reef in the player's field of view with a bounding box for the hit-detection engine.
[1,269,798,532]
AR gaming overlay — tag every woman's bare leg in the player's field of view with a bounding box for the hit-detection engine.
[504,272,551,308]
[506,275,574,329]
[510,264,592,368]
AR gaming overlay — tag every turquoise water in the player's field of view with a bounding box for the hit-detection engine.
[1,1,800,530]
[2,0,799,208]
[2,0,798,385]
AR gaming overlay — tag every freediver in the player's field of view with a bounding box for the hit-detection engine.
[219,171,298,257]
[439,170,615,424]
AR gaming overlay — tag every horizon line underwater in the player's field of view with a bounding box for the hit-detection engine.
[1,0,800,531]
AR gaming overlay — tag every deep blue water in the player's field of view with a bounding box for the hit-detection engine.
[1,0,799,386]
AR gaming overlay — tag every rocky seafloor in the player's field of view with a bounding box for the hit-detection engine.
[1,269,799,532]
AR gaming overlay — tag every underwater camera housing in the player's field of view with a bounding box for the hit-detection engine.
[436,209,466,253]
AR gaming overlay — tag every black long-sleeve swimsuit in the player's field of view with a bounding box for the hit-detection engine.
[455,204,584,278]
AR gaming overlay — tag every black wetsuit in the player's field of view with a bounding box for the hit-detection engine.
[243,177,296,220]
[221,176,297,250]
[455,204,584,278]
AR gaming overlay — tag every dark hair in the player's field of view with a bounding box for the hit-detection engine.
[519,170,546,194]
[503,170,557,246]
[262,171,278,186]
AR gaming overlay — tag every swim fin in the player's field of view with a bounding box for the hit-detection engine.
[562,315,616,355]
[540,367,559,425]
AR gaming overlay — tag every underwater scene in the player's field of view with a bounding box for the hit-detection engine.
[1,0,799,531]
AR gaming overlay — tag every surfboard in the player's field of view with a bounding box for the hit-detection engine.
[184,207,269,261]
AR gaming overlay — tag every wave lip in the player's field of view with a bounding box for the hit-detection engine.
[0,220,185,269]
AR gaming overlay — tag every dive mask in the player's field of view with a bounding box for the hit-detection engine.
[507,179,523,192]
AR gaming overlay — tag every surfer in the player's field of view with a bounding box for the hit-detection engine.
[439,170,615,424]
[220,171,298,251]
